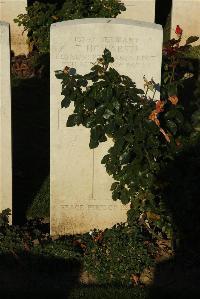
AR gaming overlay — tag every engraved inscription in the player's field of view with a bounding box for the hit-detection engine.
[55,35,157,70]
[60,204,128,211]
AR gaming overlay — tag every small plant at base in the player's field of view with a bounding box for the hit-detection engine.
[82,223,155,285]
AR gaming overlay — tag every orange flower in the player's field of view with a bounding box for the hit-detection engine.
[156,100,165,113]
[52,15,59,20]
[63,66,70,74]
[175,139,181,147]
[149,111,160,126]
[149,101,171,143]
[148,100,165,127]
[130,274,140,285]
[168,95,179,105]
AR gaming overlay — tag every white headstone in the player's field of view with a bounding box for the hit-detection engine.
[0,0,28,55]
[118,0,155,22]
[0,21,12,221]
[171,0,200,45]
[50,19,163,235]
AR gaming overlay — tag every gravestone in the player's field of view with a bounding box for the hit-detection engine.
[0,21,12,221]
[118,0,155,22]
[50,19,163,235]
[0,0,28,55]
[171,0,200,45]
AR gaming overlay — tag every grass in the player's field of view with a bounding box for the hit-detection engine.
[27,175,50,219]
[69,285,148,298]
[184,45,200,59]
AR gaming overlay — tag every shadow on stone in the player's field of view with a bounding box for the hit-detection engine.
[12,73,50,224]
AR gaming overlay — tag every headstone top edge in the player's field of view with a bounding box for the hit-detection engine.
[0,0,26,2]
[173,0,200,2]
[51,18,162,31]
[0,21,9,28]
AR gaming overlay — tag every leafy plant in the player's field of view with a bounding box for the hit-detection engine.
[0,209,28,254]
[15,2,58,53]
[14,0,125,53]
[0,210,48,255]
[56,27,198,241]
[0,209,154,285]
[83,223,155,284]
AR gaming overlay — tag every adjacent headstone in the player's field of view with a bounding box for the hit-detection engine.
[118,0,155,22]
[50,19,163,235]
[171,0,200,45]
[0,0,28,55]
[0,21,12,221]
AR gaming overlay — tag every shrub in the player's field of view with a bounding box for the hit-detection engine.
[0,209,30,254]
[14,0,125,53]
[0,210,48,255]
[0,209,154,285]
[83,223,155,284]
[56,28,199,241]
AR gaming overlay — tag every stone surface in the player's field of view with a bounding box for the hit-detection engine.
[50,18,163,235]
[171,0,200,45]
[0,21,12,221]
[118,0,155,22]
[0,0,28,55]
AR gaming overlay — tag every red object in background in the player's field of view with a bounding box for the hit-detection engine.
[175,25,183,36]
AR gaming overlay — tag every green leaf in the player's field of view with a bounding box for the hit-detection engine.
[165,109,184,126]
[91,65,104,73]
[103,109,114,120]
[105,121,116,135]
[124,133,134,143]
[101,154,110,164]
[120,189,130,205]
[55,70,64,80]
[77,78,88,87]
[166,120,177,134]
[112,100,120,111]
[112,189,119,201]
[84,115,95,128]
[89,139,99,149]
[186,36,199,45]
[61,97,71,108]
[103,48,114,64]
[106,86,113,99]
[66,114,79,127]
[167,84,177,96]
[85,98,96,110]
[99,134,107,142]
[111,182,120,191]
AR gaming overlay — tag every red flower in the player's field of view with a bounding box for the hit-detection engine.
[175,25,183,36]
